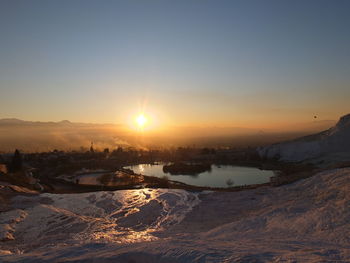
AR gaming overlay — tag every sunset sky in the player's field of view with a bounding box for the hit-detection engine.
[1,0,350,130]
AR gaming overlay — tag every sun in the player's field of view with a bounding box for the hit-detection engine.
[136,113,148,129]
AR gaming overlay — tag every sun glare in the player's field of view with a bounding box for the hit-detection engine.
[136,114,148,129]
[128,109,160,132]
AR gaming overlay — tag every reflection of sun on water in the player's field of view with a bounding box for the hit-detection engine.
[79,189,160,244]
[74,188,200,245]
[138,164,145,173]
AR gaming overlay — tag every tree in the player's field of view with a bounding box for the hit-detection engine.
[90,142,94,153]
[11,149,23,172]
[103,148,109,154]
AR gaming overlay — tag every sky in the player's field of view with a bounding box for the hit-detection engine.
[1,0,350,130]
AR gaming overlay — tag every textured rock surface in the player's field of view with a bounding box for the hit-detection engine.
[0,168,349,262]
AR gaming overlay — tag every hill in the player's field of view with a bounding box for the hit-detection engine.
[258,113,350,163]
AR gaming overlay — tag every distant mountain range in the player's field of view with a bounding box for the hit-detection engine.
[0,118,336,152]
[0,118,112,126]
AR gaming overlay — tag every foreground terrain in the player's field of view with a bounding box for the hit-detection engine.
[0,168,349,262]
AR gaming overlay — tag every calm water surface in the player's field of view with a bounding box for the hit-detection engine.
[125,164,275,188]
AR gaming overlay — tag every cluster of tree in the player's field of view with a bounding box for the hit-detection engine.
[10,149,23,172]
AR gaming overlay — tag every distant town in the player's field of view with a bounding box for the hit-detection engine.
[0,142,315,195]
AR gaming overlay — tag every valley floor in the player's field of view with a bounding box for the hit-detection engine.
[0,168,349,262]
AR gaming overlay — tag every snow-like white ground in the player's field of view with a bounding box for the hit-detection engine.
[0,168,349,262]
